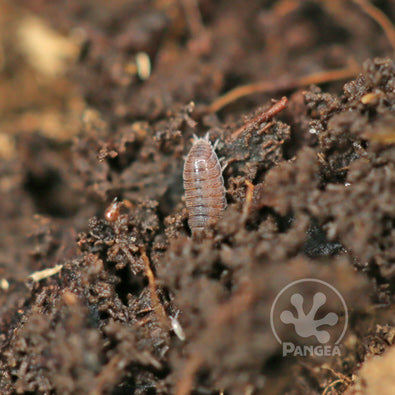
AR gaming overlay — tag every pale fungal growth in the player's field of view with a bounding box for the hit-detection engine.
[0,278,9,290]
[183,134,226,236]
[28,264,63,282]
[135,52,151,80]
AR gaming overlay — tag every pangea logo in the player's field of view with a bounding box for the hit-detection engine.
[270,279,348,357]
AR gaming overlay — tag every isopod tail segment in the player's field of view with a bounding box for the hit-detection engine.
[183,133,227,238]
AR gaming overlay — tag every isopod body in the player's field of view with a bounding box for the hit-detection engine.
[183,135,226,235]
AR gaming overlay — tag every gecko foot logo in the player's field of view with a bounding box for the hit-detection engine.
[280,292,339,343]
[270,279,348,357]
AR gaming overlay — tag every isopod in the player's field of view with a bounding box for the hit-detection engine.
[183,134,226,235]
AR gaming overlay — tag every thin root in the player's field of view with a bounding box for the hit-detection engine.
[140,247,169,329]
[208,65,359,113]
[322,379,346,395]
[351,0,395,53]
[230,97,288,141]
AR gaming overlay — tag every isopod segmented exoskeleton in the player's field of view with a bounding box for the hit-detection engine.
[183,134,226,236]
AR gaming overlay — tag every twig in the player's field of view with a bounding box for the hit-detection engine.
[208,65,360,113]
[140,247,169,328]
[230,97,288,140]
[265,139,285,155]
[351,0,395,53]
[241,180,255,223]
[257,121,275,136]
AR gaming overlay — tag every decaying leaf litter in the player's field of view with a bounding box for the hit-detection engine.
[0,1,394,394]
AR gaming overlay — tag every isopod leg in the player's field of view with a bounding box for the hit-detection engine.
[219,157,228,172]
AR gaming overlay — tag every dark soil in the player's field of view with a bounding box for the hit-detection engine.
[0,1,394,394]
